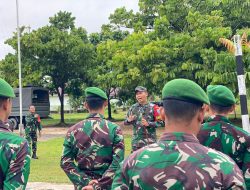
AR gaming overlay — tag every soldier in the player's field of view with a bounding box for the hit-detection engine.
[25,105,42,159]
[197,85,250,188]
[124,86,163,152]
[112,79,246,189]
[0,78,31,189]
[60,87,124,190]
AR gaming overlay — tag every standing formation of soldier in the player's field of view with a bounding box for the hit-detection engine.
[1,75,250,190]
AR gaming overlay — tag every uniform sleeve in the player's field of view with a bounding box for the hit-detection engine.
[60,132,91,189]
[111,161,129,190]
[37,122,42,131]
[95,127,125,190]
[25,115,32,126]
[242,142,250,189]
[124,107,134,125]
[223,160,246,190]
[149,120,164,128]
[4,140,31,190]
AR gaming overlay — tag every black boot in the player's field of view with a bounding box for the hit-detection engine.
[32,152,38,159]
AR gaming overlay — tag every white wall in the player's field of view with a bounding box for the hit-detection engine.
[49,94,72,112]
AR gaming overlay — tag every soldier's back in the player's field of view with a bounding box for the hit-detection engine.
[198,115,250,167]
[112,132,245,190]
[0,127,30,189]
[65,113,123,175]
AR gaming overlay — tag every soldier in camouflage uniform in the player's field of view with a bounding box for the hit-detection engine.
[197,85,250,189]
[125,86,164,152]
[0,78,31,189]
[25,105,42,159]
[61,87,124,190]
[112,79,246,190]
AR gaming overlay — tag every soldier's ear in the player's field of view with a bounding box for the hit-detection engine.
[160,107,166,121]
[2,99,8,111]
[103,100,108,107]
[84,102,89,110]
[229,104,236,114]
[197,105,205,123]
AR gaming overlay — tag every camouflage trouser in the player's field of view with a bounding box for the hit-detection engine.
[26,131,37,154]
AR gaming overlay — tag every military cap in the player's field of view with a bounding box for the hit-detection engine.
[135,86,147,92]
[207,85,236,106]
[162,79,209,104]
[85,87,108,100]
[0,78,15,98]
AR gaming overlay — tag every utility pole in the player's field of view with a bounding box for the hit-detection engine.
[234,35,250,132]
[16,0,24,136]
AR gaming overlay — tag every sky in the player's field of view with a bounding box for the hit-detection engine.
[0,0,139,60]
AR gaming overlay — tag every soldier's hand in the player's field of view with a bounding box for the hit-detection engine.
[127,115,136,122]
[82,185,94,190]
[88,180,98,185]
[142,118,149,127]
[34,114,39,118]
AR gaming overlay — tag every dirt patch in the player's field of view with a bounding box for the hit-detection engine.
[26,182,73,190]
[14,121,165,141]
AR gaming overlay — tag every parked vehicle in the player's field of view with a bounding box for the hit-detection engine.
[8,86,50,129]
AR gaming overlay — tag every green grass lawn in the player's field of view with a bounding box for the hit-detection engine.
[29,135,132,183]
[42,110,127,126]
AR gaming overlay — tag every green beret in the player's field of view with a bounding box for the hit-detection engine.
[162,79,209,104]
[85,87,108,100]
[207,85,236,106]
[0,78,15,98]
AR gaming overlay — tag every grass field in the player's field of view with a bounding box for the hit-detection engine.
[29,135,132,183]
[42,110,127,126]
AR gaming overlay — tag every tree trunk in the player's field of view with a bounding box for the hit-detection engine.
[56,86,65,124]
[107,90,112,120]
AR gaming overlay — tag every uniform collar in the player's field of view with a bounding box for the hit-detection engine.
[159,132,199,143]
[207,115,231,124]
[87,113,105,119]
[137,102,149,107]
[0,120,12,132]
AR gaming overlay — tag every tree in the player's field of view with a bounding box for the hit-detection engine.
[90,25,129,119]
[106,0,250,94]
[4,11,96,124]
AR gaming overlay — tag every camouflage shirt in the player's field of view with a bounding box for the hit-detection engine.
[25,113,42,134]
[198,115,250,189]
[124,103,164,151]
[112,132,246,190]
[60,113,124,190]
[0,120,31,189]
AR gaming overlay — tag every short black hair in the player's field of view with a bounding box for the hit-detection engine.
[29,105,35,109]
[210,103,233,114]
[86,96,106,110]
[0,97,8,108]
[163,99,203,122]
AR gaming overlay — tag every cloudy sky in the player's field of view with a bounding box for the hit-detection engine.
[0,0,139,60]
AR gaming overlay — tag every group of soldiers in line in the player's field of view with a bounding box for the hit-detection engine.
[0,77,249,189]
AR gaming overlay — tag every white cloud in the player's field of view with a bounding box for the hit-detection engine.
[0,0,139,59]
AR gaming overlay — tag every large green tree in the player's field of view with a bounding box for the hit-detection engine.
[105,0,250,96]
[4,11,96,124]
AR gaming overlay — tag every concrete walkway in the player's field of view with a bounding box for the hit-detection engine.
[26,182,74,190]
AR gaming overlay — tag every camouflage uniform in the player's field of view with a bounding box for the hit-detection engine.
[25,113,42,155]
[198,115,250,189]
[61,113,124,190]
[124,103,163,152]
[112,132,246,190]
[0,120,31,189]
